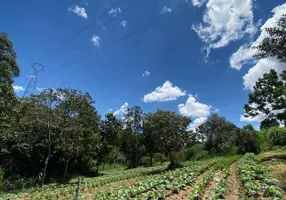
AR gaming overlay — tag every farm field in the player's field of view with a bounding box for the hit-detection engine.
[1,153,285,200]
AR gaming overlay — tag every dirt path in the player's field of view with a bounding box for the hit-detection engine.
[202,170,222,200]
[166,170,210,200]
[224,162,241,200]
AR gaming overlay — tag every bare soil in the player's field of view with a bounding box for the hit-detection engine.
[224,162,241,200]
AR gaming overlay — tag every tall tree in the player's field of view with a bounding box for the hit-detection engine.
[0,32,20,126]
[144,110,191,166]
[198,114,237,154]
[254,14,286,63]
[121,106,144,168]
[244,70,286,128]
[248,14,286,128]
[142,113,159,166]
[96,113,122,174]
[0,32,20,84]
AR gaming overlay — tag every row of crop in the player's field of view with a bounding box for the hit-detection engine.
[188,155,240,200]
[94,160,214,200]
[1,164,167,200]
[207,167,230,200]
[94,156,241,200]
[237,153,283,199]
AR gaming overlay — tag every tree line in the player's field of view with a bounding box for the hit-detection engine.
[0,15,285,191]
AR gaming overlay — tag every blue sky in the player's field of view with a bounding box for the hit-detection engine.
[1,0,286,130]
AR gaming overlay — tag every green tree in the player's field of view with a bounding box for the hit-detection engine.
[0,32,20,84]
[235,125,259,154]
[249,14,286,127]
[142,113,159,166]
[121,106,144,168]
[95,113,122,174]
[198,113,238,155]
[143,110,191,167]
[254,14,286,63]
[55,88,100,182]
[0,32,20,126]
[244,70,286,128]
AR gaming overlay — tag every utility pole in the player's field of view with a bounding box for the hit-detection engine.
[22,63,44,98]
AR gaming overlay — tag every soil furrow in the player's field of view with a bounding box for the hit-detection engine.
[224,162,240,200]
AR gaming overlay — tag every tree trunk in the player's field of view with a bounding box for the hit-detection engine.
[96,161,100,175]
[41,145,51,187]
[169,152,174,166]
[62,159,70,184]
[149,154,153,166]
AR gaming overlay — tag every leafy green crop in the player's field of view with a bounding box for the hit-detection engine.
[237,153,283,199]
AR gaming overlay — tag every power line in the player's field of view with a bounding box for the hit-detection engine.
[40,0,128,65]
[67,14,163,68]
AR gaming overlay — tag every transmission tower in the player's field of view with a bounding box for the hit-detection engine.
[22,63,44,98]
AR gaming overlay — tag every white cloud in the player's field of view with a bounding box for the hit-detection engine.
[161,6,172,14]
[142,71,151,77]
[143,81,186,103]
[192,0,256,55]
[229,3,286,89]
[114,103,128,116]
[240,114,266,123]
[13,85,25,93]
[121,20,127,27]
[188,117,207,131]
[178,95,211,117]
[68,5,88,19]
[230,3,286,70]
[91,35,101,46]
[243,57,286,90]
[191,0,206,7]
[108,7,121,17]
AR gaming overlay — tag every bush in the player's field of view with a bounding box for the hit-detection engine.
[184,143,209,160]
[267,127,286,146]
[256,130,271,152]
[140,156,151,166]
[153,153,168,164]
[1,175,35,192]
[174,151,186,163]
[219,142,237,156]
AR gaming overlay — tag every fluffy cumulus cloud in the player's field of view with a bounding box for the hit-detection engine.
[13,85,25,93]
[68,5,88,19]
[192,0,256,55]
[161,6,172,14]
[143,81,186,103]
[108,7,121,17]
[114,102,128,116]
[142,71,151,77]
[229,3,286,89]
[243,58,286,90]
[178,95,211,117]
[188,117,207,131]
[91,35,101,46]
[121,20,127,27]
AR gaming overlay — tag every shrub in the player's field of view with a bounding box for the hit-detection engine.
[174,151,186,163]
[219,142,237,156]
[184,143,209,160]
[267,127,286,146]
[153,153,168,164]
[140,156,151,166]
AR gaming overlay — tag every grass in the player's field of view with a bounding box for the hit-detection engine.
[261,147,286,195]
